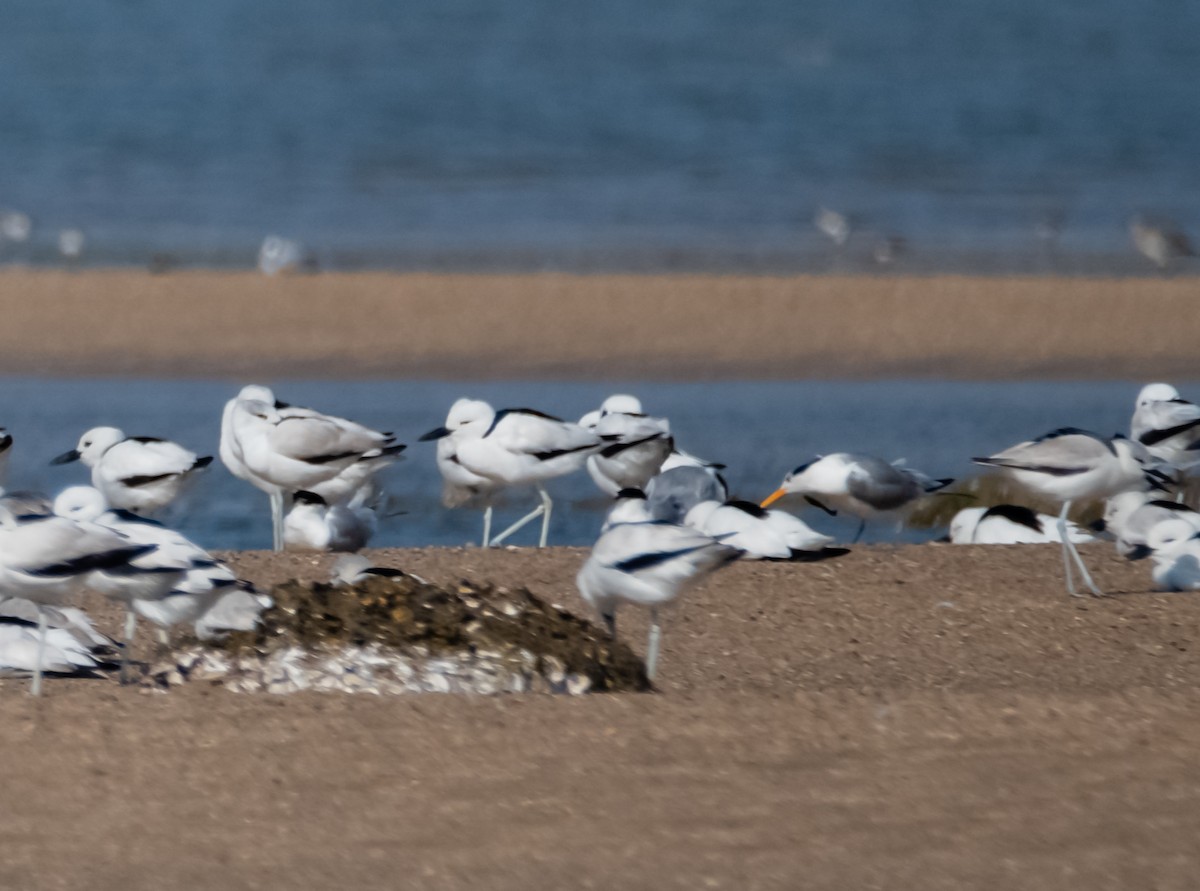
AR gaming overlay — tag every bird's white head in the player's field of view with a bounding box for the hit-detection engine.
[578,409,601,430]
[74,427,126,466]
[238,384,276,404]
[600,394,644,417]
[760,457,822,508]
[52,485,109,522]
[1137,382,1181,407]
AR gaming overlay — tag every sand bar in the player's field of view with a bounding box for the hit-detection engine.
[2,269,1197,378]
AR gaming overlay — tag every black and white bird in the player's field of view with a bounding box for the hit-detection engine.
[220,385,402,550]
[420,398,604,548]
[684,499,845,561]
[0,598,117,677]
[578,395,672,497]
[1099,491,1200,560]
[51,426,212,516]
[429,405,504,547]
[576,501,741,681]
[973,428,1171,597]
[1130,382,1200,471]
[283,489,377,552]
[761,453,953,542]
[644,465,729,524]
[1144,518,1200,591]
[948,504,1097,545]
[0,499,155,694]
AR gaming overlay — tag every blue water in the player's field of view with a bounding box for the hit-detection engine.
[0,1,1198,271]
[0,378,1186,550]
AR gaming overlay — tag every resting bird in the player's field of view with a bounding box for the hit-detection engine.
[1100,491,1200,560]
[420,398,604,548]
[761,453,952,542]
[948,505,1097,545]
[1144,519,1200,591]
[51,426,212,516]
[577,500,741,681]
[578,395,672,497]
[973,428,1171,597]
[685,499,846,561]
[220,385,402,551]
[0,599,117,677]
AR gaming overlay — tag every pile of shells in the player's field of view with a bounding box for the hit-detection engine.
[147,573,649,695]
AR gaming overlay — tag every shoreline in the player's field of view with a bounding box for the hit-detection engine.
[1,269,1197,380]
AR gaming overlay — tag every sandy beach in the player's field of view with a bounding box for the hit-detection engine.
[4,270,1200,888]
[3,543,1200,890]
[1,269,1198,379]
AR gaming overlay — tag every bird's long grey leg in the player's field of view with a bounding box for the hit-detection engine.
[120,608,138,685]
[481,505,493,548]
[852,518,867,544]
[645,607,663,683]
[489,501,546,547]
[537,485,553,548]
[31,607,47,697]
[269,489,285,552]
[1058,502,1078,596]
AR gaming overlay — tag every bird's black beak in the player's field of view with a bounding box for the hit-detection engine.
[50,448,80,465]
[418,426,451,442]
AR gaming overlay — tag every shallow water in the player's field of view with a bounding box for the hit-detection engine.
[0,377,1186,550]
[1,1,1198,272]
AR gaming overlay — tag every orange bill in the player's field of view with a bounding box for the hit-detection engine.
[760,488,787,508]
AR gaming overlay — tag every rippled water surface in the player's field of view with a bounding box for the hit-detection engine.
[0,378,1186,550]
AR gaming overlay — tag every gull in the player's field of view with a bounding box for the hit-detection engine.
[220,385,402,550]
[761,453,953,542]
[1130,383,1200,470]
[576,506,741,682]
[1144,519,1200,591]
[1129,216,1194,269]
[973,428,1172,597]
[1099,491,1200,559]
[283,489,377,552]
[51,426,213,516]
[0,500,155,694]
[948,504,1097,545]
[420,398,605,548]
[645,464,729,524]
[578,395,672,497]
[685,499,846,561]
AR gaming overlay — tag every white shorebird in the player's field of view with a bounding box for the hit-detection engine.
[814,207,851,247]
[761,453,953,542]
[1100,491,1200,559]
[430,413,503,546]
[684,499,845,561]
[420,398,604,548]
[0,598,117,677]
[0,500,155,694]
[1145,519,1200,591]
[645,464,729,524]
[51,426,213,516]
[578,395,672,497]
[577,505,741,681]
[220,385,402,550]
[974,428,1172,596]
[258,235,308,275]
[948,504,1097,545]
[1130,383,1200,471]
[283,489,377,552]
[1129,216,1194,269]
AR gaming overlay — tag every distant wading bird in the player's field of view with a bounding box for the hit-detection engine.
[973,428,1172,597]
[577,498,741,681]
[420,398,605,548]
[220,385,403,551]
[761,453,953,542]
[51,427,212,516]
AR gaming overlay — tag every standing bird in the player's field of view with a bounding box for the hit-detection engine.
[578,395,672,497]
[420,398,604,548]
[577,506,741,681]
[761,453,953,542]
[1130,382,1200,470]
[51,427,212,516]
[220,385,402,550]
[973,428,1171,597]
[0,501,154,694]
